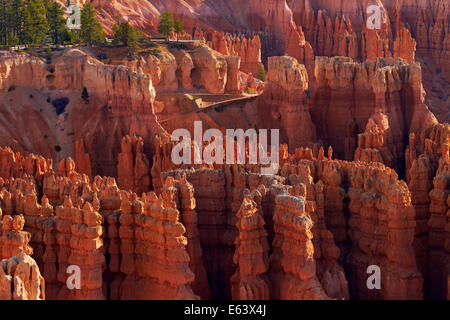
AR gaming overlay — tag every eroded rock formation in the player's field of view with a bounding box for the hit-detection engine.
[0,253,45,300]
[231,189,270,300]
[254,56,316,151]
[117,135,151,195]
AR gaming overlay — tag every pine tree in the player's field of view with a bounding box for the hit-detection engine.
[257,64,266,82]
[158,11,174,42]
[113,20,140,54]
[174,18,183,42]
[125,25,139,55]
[0,0,8,45]
[80,3,104,45]
[21,0,49,45]
[46,1,66,44]
[8,0,25,39]
[81,87,89,104]
[112,22,120,45]
[63,29,80,44]
[7,32,18,45]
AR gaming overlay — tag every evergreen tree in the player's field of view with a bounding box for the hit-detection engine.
[21,0,49,45]
[257,64,266,82]
[112,22,120,45]
[42,0,51,11]
[7,31,18,45]
[63,28,80,44]
[158,11,174,42]
[8,0,25,39]
[173,18,183,42]
[125,24,139,55]
[46,1,66,44]
[0,0,8,44]
[80,3,104,45]
[113,20,140,54]
[81,87,89,104]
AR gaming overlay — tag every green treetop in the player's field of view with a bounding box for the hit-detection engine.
[80,3,104,45]
[21,0,49,45]
[113,20,141,55]
[257,64,266,82]
[7,0,25,41]
[46,1,67,44]
[158,11,174,42]
[0,0,9,44]
[173,18,183,41]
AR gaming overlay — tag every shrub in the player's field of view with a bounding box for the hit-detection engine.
[81,87,90,104]
[147,48,162,58]
[7,85,16,92]
[158,11,174,41]
[54,145,61,152]
[256,64,266,82]
[146,40,157,48]
[168,42,188,50]
[98,52,108,61]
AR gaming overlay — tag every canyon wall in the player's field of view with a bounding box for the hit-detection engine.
[314,56,436,171]
[255,56,316,151]
[0,50,168,179]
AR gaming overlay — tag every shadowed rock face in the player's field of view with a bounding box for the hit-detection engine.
[0,49,167,178]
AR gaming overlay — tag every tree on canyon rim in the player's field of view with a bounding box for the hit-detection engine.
[20,0,49,45]
[5,0,24,45]
[80,3,104,45]
[174,18,183,42]
[45,1,67,44]
[158,11,174,42]
[0,0,71,46]
[112,19,141,55]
